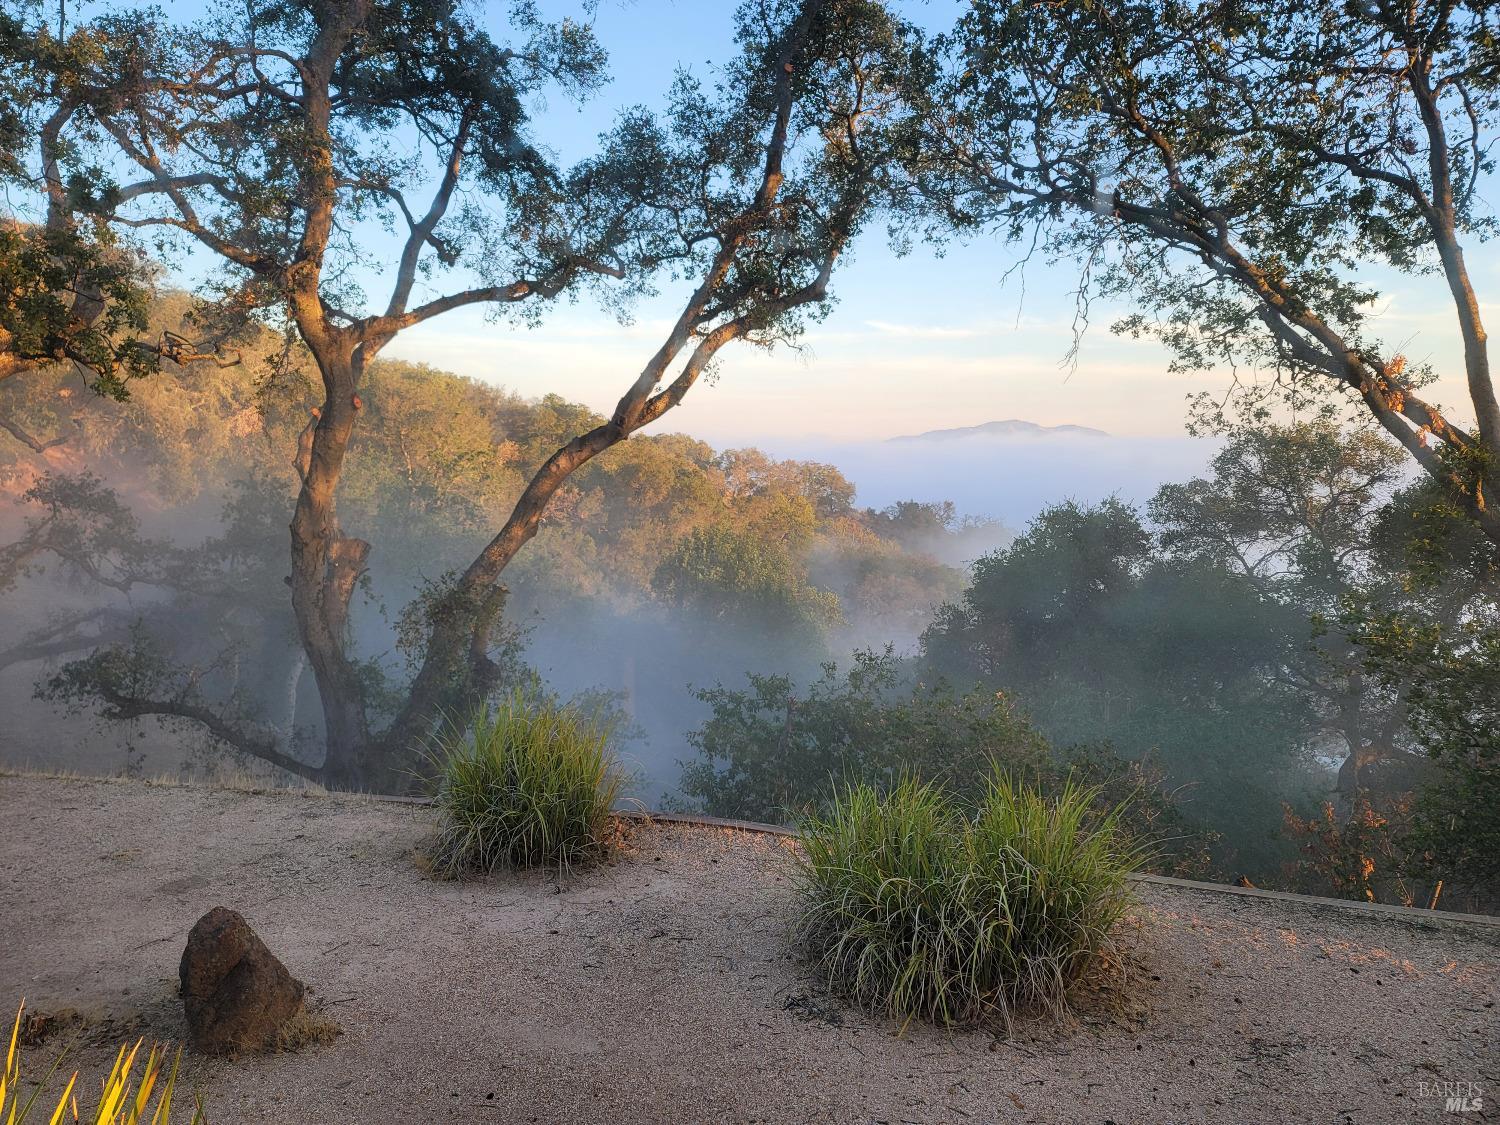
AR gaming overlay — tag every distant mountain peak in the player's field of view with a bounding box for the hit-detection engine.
[886,419,1110,442]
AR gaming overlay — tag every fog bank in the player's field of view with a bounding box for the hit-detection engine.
[755,432,1218,528]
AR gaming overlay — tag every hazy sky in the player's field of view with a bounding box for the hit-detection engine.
[113,0,1490,448]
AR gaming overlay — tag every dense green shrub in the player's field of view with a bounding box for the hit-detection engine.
[677,648,1211,873]
[1353,606,1500,903]
[678,648,1048,824]
[921,498,1322,877]
[430,692,623,874]
[1054,742,1218,878]
[795,773,1142,1028]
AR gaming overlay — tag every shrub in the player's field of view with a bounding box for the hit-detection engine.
[677,650,1209,873]
[1057,742,1219,878]
[2,1001,206,1124]
[679,648,1049,824]
[430,691,623,875]
[794,773,1142,1029]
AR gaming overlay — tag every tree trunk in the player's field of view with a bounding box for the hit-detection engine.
[379,421,633,777]
[289,349,376,789]
[278,648,308,747]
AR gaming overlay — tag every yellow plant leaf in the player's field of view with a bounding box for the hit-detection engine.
[125,1046,162,1125]
[45,1072,78,1125]
[2,999,22,1105]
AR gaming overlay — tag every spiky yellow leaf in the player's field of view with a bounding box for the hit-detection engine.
[2,999,23,1105]
[45,1072,77,1125]
[95,1040,142,1123]
[124,1046,162,1125]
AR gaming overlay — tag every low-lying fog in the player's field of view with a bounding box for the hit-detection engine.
[0,409,1216,807]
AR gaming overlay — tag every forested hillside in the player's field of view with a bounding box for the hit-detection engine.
[682,416,1500,909]
[0,297,987,792]
[5,293,1497,910]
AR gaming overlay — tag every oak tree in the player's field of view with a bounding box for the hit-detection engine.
[922,1,1500,546]
[33,0,918,789]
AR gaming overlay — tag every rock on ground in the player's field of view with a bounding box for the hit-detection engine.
[180,906,305,1055]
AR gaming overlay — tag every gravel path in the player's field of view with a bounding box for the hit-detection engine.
[1,774,1495,1123]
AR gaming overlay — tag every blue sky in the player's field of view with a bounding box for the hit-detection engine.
[105,2,1490,455]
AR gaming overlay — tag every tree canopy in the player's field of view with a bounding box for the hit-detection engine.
[0,0,929,788]
[920,0,1500,543]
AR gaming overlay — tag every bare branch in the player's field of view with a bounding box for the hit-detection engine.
[93,682,324,783]
[0,412,71,454]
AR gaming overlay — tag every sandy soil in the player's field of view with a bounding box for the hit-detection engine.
[1,774,1495,1124]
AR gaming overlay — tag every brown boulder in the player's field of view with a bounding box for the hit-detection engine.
[179,906,304,1055]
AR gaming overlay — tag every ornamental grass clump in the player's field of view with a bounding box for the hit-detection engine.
[2,1001,206,1124]
[430,691,623,875]
[794,772,1143,1028]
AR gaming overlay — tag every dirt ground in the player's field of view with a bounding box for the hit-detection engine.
[1,774,1495,1124]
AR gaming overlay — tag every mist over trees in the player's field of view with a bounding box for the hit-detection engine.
[0,296,980,788]
[2,0,1498,908]
[2,0,932,788]
[918,417,1496,893]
